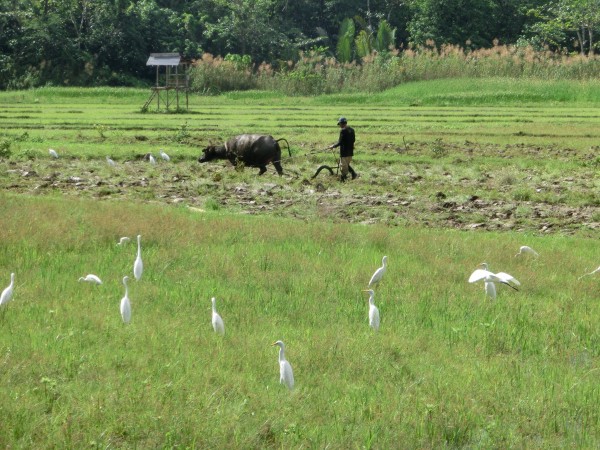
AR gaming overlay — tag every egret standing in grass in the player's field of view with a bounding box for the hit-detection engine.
[468,263,520,300]
[120,276,131,324]
[211,297,225,335]
[48,148,58,158]
[148,154,156,165]
[515,245,539,257]
[159,149,170,162]
[368,256,388,288]
[78,274,102,285]
[273,340,294,390]
[363,289,380,331]
[0,273,15,307]
[133,235,143,281]
[106,156,116,167]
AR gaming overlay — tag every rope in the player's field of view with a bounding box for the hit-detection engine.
[272,147,332,164]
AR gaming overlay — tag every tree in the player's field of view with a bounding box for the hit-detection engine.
[374,19,396,52]
[336,15,398,61]
[522,0,600,54]
[2,0,588,88]
[408,0,500,47]
[522,9,568,51]
[202,0,300,62]
[557,0,600,54]
[336,17,355,62]
[355,29,373,58]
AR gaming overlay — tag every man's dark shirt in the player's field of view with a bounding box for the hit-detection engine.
[332,126,355,157]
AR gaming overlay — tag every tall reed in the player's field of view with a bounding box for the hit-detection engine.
[189,44,600,96]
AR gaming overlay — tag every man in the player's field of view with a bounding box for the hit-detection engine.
[329,116,357,181]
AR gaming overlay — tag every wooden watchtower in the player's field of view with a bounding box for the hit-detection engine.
[143,53,190,111]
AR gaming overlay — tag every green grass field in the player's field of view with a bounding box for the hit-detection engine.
[2,78,600,153]
[0,79,599,448]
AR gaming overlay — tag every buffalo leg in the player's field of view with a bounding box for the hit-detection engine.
[258,165,267,175]
[273,161,284,176]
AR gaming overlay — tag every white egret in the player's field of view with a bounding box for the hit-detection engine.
[0,273,15,306]
[133,235,143,281]
[273,340,294,390]
[48,148,59,158]
[468,263,520,300]
[159,149,170,161]
[120,276,131,324]
[211,297,225,335]
[117,236,131,246]
[148,154,156,165]
[363,289,380,331]
[368,256,388,287]
[106,156,116,167]
[515,245,539,257]
[78,274,102,285]
[579,265,600,280]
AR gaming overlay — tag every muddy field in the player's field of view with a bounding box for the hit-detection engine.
[2,141,598,236]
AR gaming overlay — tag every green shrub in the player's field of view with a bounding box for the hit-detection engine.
[13,148,38,160]
[0,138,11,158]
[174,122,191,143]
[513,188,532,201]
[94,124,108,140]
[431,138,448,159]
[204,197,221,211]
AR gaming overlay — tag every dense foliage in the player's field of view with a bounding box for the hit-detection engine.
[2,0,600,89]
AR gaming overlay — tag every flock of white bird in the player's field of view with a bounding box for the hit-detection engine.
[49,148,171,165]
[0,244,389,391]
[145,150,170,165]
[1,232,599,390]
[272,255,389,390]
[74,235,143,324]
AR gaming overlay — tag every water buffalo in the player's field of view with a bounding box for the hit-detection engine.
[198,134,290,175]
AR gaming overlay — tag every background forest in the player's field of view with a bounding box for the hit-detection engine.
[2,0,600,91]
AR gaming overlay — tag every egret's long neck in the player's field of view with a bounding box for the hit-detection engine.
[124,280,128,296]
[279,347,285,363]
[212,300,217,313]
[137,238,141,256]
[369,296,375,306]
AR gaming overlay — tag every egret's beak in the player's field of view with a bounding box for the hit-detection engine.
[271,342,278,346]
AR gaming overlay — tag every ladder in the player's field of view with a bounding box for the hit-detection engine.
[143,89,158,110]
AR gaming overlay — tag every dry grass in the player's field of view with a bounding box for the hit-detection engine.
[189,45,600,95]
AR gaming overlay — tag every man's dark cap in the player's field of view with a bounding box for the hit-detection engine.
[337,117,347,124]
